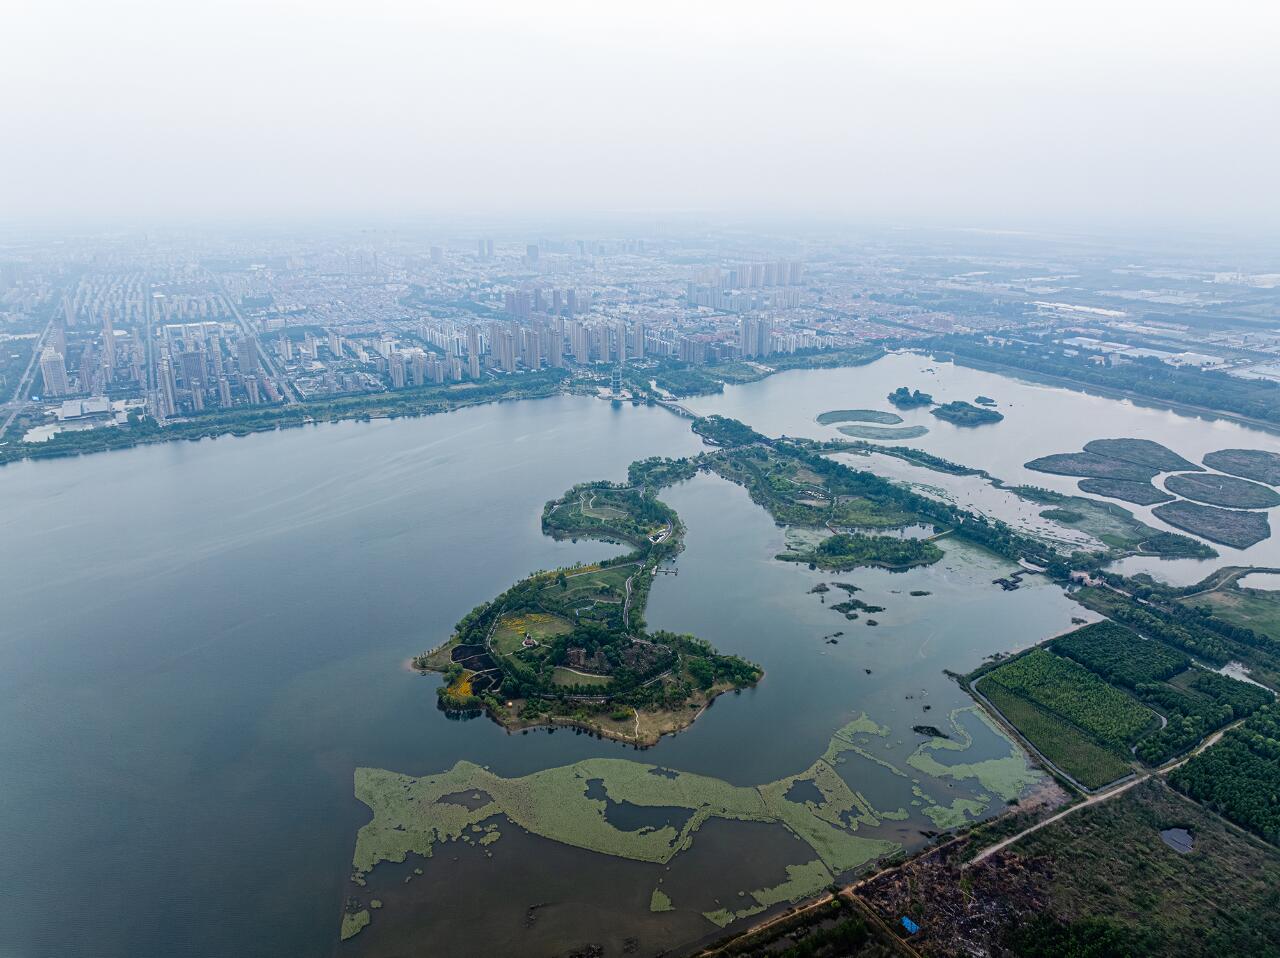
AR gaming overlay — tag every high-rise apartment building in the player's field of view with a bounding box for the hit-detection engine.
[39,347,69,396]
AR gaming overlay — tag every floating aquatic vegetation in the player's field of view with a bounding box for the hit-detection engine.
[348,708,1041,934]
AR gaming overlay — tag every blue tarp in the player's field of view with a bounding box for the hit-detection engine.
[900,916,920,934]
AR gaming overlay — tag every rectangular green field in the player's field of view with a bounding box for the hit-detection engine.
[984,648,1157,748]
[980,679,1134,789]
[1051,620,1189,687]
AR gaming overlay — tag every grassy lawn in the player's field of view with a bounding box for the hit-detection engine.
[1181,585,1280,641]
[549,565,634,605]
[492,612,573,656]
[830,496,915,528]
[551,666,612,687]
[578,491,631,521]
[979,678,1134,789]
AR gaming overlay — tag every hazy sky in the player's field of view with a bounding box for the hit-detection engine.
[5,0,1278,229]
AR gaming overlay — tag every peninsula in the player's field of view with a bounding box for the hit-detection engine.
[414,458,762,746]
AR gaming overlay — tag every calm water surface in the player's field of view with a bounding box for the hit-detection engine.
[5,355,1273,956]
[685,353,1280,583]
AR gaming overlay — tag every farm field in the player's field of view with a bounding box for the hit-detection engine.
[975,613,1273,779]
[981,648,1156,748]
[1051,620,1188,687]
[977,679,1133,789]
[548,564,634,607]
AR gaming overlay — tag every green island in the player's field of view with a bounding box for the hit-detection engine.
[1151,499,1271,548]
[815,409,904,426]
[1163,471,1280,509]
[778,532,942,572]
[973,395,997,406]
[690,413,769,447]
[809,435,1216,560]
[813,405,932,440]
[414,466,761,746]
[1202,447,1280,486]
[344,708,1041,940]
[929,400,1003,426]
[886,386,933,408]
[412,415,1084,746]
[1076,477,1173,506]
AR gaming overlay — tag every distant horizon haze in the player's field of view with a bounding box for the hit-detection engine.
[4,0,1278,232]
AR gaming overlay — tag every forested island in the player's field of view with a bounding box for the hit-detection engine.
[887,386,933,408]
[778,532,943,571]
[929,400,1003,426]
[414,467,761,745]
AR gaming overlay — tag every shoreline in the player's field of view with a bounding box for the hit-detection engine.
[413,657,761,748]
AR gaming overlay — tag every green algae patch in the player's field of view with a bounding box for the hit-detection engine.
[344,707,1035,933]
[921,797,987,830]
[341,910,370,941]
[750,859,835,907]
[905,707,1041,802]
[650,888,674,913]
[702,859,833,928]
[703,904,765,928]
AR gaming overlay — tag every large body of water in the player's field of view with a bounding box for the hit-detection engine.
[4,355,1278,957]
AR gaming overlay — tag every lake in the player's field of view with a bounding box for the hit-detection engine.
[4,354,1276,956]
